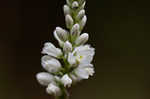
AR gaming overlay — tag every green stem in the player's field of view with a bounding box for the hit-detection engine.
[56,87,69,99]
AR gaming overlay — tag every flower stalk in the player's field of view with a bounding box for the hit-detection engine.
[36,0,95,99]
[56,86,69,99]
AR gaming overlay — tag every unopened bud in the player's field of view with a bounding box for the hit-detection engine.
[71,24,80,37]
[41,55,62,73]
[42,42,63,58]
[63,5,70,15]
[63,41,72,53]
[36,72,54,86]
[80,15,87,30]
[75,33,89,45]
[77,9,85,20]
[65,14,74,29]
[72,1,79,9]
[56,27,68,41]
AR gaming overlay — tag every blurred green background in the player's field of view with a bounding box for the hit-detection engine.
[0,0,150,99]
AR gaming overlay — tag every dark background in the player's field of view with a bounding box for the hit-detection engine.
[0,0,150,99]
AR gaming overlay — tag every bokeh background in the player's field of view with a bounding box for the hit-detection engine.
[0,0,150,99]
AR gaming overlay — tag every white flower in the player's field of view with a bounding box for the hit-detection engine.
[75,33,89,45]
[36,72,54,86]
[46,83,61,96]
[74,63,94,79]
[42,42,62,58]
[75,45,95,64]
[61,74,72,87]
[63,41,72,53]
[68,45,95,65]
[42,55,62,73]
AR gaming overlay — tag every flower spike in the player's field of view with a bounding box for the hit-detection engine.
[36,0,95,99]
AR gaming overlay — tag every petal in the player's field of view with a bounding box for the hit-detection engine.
[74,63,95,80]
[36,72,54,86]
[42,42,62,58]
[75,67,89,79]
[42,55,61,73]
[76,45,95,56]
[61,74,72,87]
[78,63,93,68]
[80,55,94,64]
[73,45,95,64]
[68,53,76,65]
[85,67,95,76]
[46,83,61,96]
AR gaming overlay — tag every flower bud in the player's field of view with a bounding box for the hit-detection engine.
[56,27,68,41]
[72,1,79,9]
[65,14,74,29]
[42,55,62,73]
[46,83,61,96]
[80,15,87,30]
[76,9,85,20]
[61,74,72,87]
[75,33,89,45]
[63,5,70,15]
[63,41,72,53]
[36,72,54,86]
[71,24,80,37]
[42,42,62,58]
[54,31,64,47]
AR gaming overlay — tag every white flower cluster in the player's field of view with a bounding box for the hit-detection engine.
[36,0,95,96]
